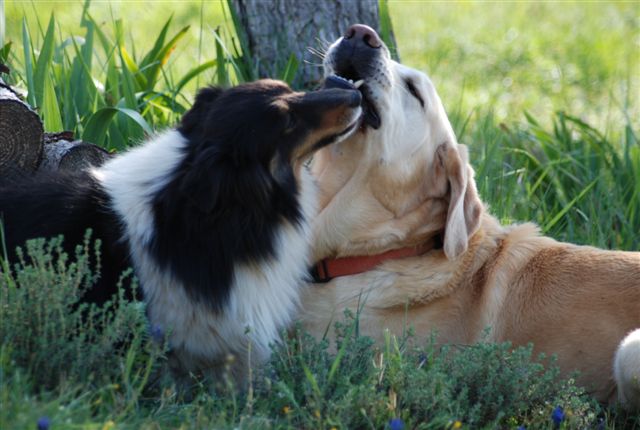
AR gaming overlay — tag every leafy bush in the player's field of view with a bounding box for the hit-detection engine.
[1,239,639,428]
[0,233,163,388]
[254,321,601,429]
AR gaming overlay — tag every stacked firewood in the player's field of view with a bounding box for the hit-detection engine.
[0,73,110,179]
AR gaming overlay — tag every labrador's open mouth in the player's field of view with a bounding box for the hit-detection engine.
[323,74,381,130]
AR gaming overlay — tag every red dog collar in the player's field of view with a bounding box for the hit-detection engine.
[310,240,436,283]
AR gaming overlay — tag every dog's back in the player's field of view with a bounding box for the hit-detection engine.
[0,171,131,303]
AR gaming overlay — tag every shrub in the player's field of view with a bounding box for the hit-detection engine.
[0,232,163,389]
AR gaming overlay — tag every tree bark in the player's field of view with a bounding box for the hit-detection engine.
[41,132,111,172]
[230,0,393,88]
[0,81,110,178]
[0,82,44,174]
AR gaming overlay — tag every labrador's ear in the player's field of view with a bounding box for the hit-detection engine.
[431,142,483,259]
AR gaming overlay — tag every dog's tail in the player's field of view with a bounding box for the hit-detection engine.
[614,328,640,411]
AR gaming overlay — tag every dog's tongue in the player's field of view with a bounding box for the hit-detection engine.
[323,75,356,90]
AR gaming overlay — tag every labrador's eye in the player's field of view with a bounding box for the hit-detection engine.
[405,79,424,108]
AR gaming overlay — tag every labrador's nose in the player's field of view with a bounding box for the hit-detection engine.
[343,24,382,49]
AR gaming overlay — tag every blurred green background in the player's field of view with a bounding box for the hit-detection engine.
[4,0,638,128]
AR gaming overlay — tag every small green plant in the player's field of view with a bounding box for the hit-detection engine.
[0,232,163,389]
[253,318,604,429]
[1,241,638,428]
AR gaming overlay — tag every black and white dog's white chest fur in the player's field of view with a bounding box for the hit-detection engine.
[1,79,362,379]
[95,129,317,374]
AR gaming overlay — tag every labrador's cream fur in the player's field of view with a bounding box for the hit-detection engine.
[615,329,640,411]
[301,35,640,407]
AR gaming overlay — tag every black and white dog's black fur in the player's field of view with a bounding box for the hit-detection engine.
[0,79,362,380]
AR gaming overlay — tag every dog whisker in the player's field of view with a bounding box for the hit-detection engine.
[302,60,325,68]
[314,36,331,50]
[307,46,326,60]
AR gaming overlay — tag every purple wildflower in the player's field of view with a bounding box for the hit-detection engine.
[389,417,405,430]
[517,426,526,430]
[417,353,427,368]
[37,416,51,430]
[150,323,164,343]
[551,405,565,426]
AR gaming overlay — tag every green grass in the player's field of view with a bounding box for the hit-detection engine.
[1,1,639,429]
[391,2,639,130]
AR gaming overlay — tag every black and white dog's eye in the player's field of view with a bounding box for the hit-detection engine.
[405,79,425,108]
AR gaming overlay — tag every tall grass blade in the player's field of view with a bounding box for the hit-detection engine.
[225,0,250,64]
[105,55,121,107]
[223,1,255,83]
[142,24,190,92]
[378,0,399,61]
[214,27,228,85]
[0,0,5,47]
[280,54,299,85]
[68,23,97,123]
[120,45,145,89]
[0,42,10,64]
[302,364,322,397]
[139,16,172,69]
[33,14,56,108]
[542,178,598,233]
[118,50,138,110]
[41,71,63,132]
[80,0,91,27]
[211,28,255,85]
[85,12,112,55]
[174,60,216,95]
[21,18,36,106]
[114,19,146,95]
[83,107,152,148]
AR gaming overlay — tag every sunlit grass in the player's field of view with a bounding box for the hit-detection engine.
[390,1,639,129]
[6,1,638,128]
[4,0,227,89]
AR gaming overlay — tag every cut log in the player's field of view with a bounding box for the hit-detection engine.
[41,133,111,172]
[230,0,394,88]
[0,83,44,174]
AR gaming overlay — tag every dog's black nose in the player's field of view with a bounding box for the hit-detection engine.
[344,24,382,49]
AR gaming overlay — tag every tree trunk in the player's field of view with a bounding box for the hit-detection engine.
[0,82,44,174]
[230,0,395,88]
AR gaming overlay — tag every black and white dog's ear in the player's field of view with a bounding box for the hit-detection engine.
[179,87,224,136]
[177,144,273,215]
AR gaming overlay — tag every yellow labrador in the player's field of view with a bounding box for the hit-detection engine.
[301,24,640,408]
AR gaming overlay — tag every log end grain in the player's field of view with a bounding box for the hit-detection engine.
[0,85,44,173]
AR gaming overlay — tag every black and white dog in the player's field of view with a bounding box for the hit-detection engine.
[0,79,362,380]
